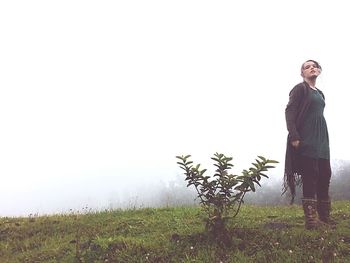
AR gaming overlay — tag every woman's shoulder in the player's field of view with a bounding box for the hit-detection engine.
[289,82,307,95]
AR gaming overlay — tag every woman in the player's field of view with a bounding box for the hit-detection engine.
[284,59,335,229]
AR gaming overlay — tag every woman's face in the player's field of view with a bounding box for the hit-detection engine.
[301,61,322,79]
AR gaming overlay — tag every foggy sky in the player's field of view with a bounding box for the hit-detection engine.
[1,0,349,216]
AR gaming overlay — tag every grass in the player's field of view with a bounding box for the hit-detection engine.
[1,201,350,262]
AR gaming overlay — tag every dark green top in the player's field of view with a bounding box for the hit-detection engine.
[299,88,330,159]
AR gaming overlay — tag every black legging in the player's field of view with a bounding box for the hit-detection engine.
[299,156,331,200]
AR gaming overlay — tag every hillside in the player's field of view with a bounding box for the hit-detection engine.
[1,201,350,262]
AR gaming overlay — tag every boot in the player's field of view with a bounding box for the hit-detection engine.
[302,198,325,230]
[317,199,336,227]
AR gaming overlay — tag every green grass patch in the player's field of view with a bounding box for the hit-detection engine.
[1,201,350,262]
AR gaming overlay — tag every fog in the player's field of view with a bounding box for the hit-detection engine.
[1,1,350,216]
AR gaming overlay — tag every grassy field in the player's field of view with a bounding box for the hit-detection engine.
[1,201,350,263]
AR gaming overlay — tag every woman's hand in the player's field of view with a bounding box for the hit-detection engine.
[291,140,300,148]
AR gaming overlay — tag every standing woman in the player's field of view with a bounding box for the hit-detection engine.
[284,59,335,230]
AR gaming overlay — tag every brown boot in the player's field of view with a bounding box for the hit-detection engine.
[302,198,325,230]
[317,199,336,227]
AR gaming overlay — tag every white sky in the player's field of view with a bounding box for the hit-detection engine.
[1,0,349,216]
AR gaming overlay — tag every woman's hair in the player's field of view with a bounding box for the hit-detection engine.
[301,59,322,71]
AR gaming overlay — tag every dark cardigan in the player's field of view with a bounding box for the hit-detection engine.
[283,81,325,203]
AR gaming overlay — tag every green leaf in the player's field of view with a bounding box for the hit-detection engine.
[224,157,233,162]
[253,180,261,187]
[211,157,220,162]
[257,156,267,162]
[200,169,207,175]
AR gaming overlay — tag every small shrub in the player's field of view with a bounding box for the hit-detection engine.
[176,153,278,242]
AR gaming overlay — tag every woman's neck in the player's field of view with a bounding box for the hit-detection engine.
[305,78,317,89]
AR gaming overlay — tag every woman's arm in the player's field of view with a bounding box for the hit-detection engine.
[285,85,303,143]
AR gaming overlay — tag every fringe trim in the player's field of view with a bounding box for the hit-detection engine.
[282,172,302,204]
